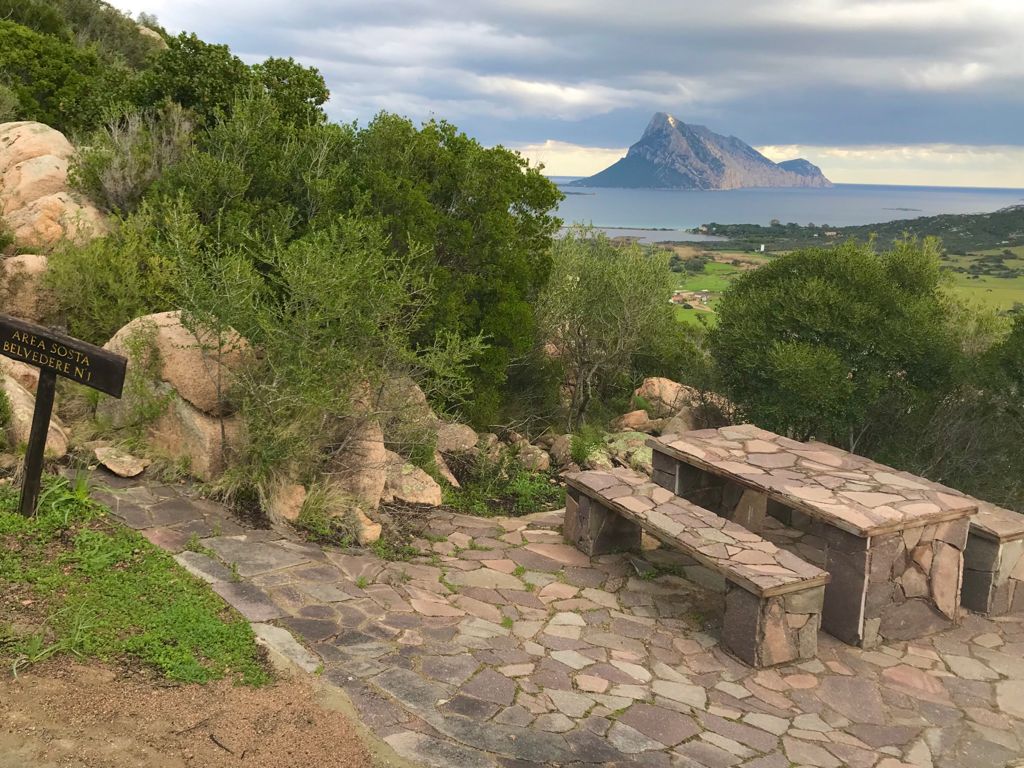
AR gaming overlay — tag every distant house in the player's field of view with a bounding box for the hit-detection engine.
[825,230,838,237]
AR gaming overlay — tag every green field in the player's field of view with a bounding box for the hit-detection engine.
[668,247,1024,324]
[940,248,1024,312]
[675,261,743,292]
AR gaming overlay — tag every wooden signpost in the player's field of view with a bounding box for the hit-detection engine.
[0,313,127,515]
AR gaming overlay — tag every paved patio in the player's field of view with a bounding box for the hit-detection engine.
[91,473,1024,768]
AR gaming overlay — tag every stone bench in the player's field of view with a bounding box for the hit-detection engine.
[961,501,1024,615]
[564,468,830,668]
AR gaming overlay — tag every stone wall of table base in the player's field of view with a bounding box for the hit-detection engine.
[723,584,824,667]
[820,519,968,647]
[961,536,1024,615]
[564,489,642,557]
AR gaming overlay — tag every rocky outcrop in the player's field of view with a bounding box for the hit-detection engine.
[634,377,694,418]
[573,113,831,190]
[1,374,68,458]
[0,122,107,250]
[548,434,574,469]
[633,376,732,431]
[105,311,249,416]
[136,25,168,49]
[0,357,39,392]
[513,439,551,472]
[327,417,388,509]
[150,393,242,480]
[266,480,307,525]
[436,422,478,454]
[381,449,443,506]
[0,254,54,323]
[97,312,248,481]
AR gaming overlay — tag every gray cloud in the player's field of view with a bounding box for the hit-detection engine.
[110,0,1024,152]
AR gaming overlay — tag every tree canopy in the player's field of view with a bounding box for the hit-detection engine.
[710,238,960,448]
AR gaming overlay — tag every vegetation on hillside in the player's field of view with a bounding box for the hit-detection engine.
[696,205,1024,254]
[2,2,1020,516]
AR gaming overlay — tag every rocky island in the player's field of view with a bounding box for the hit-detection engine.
[572,112,832,190]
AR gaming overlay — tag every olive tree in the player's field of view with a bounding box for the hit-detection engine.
[538,227,677,429]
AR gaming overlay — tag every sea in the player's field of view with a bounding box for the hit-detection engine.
[549,177,1024,243]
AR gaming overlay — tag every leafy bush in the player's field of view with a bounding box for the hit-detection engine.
[570,424,606,466]
[711,238,959,448]
[45,199,182,344]
[0,84,18,122]
[173,209,484,500]
[71,103,193,214]
[129,32,253,126]
[0,20,121,136]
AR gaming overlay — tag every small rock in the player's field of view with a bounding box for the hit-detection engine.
[93,445,152,478]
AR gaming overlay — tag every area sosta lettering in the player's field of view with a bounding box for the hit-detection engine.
[1,329,93,382]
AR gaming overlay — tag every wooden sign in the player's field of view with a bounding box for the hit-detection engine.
[0,314,126,398]
[0,313,127,515]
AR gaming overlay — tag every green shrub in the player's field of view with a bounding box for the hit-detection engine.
[711,237,959,447]
[570,424,606,466]
[0,20,122,136]
[70,103,193,214]
[45,199,183,344]
[0,84,19,122]
[443,451,563,517]
[537,227,678,429]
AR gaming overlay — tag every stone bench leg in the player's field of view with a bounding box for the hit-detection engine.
[723,583,824,667]
[564,489,642,557]
[962,535,1024,615]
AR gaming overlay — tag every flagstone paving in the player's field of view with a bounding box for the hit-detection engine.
[88,470,1024,768]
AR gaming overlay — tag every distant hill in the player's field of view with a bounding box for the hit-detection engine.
[694,204,1024,253]
[571,113,832,190]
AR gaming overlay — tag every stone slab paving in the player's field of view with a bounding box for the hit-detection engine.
[88,469,1024,768]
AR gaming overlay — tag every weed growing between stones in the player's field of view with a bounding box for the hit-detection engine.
[0,475,269,684]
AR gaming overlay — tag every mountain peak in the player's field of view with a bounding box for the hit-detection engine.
[571,114,832,190]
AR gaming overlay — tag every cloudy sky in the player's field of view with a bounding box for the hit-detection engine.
[109,0,1024,187]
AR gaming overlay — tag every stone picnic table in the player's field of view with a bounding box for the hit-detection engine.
[648,424,978,648]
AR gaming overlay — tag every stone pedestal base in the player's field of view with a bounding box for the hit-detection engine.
[563,489,642,556]
[962,535,1024,615]
[822,520,967,647]
[723,583,824,667]
[654,450,970,647]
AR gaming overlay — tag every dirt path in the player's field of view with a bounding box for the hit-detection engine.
[0,660,402,768]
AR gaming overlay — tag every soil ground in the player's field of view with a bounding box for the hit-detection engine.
[0,659,400,768]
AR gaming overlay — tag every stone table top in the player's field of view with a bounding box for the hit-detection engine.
[968,500,1024,543]
[566,467,829,598]
[648,424,978,538]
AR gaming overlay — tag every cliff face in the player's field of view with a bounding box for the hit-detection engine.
[572,113,832,190]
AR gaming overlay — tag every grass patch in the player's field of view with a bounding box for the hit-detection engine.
[0,475,269,685]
